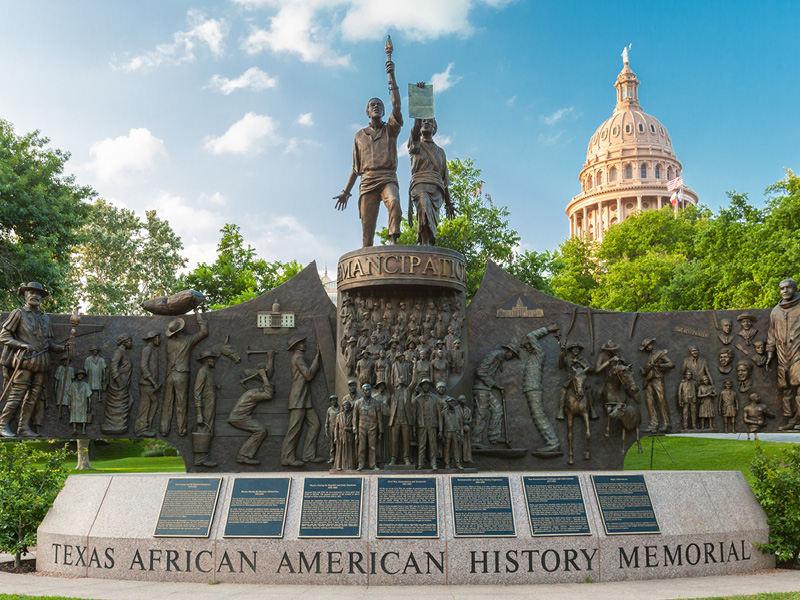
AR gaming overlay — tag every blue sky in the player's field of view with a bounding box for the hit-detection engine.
[1,1,797,271]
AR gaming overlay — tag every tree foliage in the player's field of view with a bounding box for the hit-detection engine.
[0,119,93,311]
[549,170,800,311]
[71,199,186,315]
[0,442,69,568]
[750,442,800,565]
[181,223,302,309]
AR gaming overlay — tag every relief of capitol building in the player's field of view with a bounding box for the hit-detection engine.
[567,54,698,239]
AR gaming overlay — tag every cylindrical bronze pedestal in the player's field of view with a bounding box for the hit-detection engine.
[335,246,470,401]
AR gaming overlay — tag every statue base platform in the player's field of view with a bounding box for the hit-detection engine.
[37,471,772,585]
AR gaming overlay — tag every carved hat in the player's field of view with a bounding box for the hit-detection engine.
[737,313,758,323]
[348,336,357,344]
[116,334,131,345]
[166,318,185,337]
[17,281,50,298]
[436,339,445,347]
[18,281,49,298]
[565,342,584,351]
[74,369,86,377]
[436,381,446,391]
[287,336,306,351]
[638,338,656,351]
[143,331,160,341]
[198,349,220,361]
[59,352,69,361]
[88,345,100,352]
[347,379,358,387]
[501,343,520,358]
[601,340,620,351]
[420,378,432,386]
[329,394,338,402]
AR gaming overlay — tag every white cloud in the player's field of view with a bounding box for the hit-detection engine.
[341,0,477,41]
[506,95,517,106]
[242,2,351,67]
[283,138,299,155]
[430,63,461,94]
[86,128,167,183]
[538,131,564,146]
[204,112,282,155]
[238,1,509,66]
[145,191,224,268]
[208,67,277,95]
[199,192,227,206]
[251,214,338,265]
[542,106,576,125]
[436,134,452,147]
[296,112,314,127]
[113,10,228,71]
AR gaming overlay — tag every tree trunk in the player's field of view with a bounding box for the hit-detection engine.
[75,438,92,470]
[14,551,21,570]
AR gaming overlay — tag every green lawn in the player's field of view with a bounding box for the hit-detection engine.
[27,439,185,474]
[624,435,796,486]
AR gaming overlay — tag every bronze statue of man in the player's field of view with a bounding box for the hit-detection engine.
[639,337,675,434]
[280,336,324,467]
[134,331,161,437]
[333,57,403,247]
[160,309,208,437]
[407,83,454,246]
[354,383,382,470]
[767,278,800,430]
[0,282,66,437]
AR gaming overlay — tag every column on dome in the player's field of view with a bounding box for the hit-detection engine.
[657,196,662,209]
[637,195,642,211]
[582,206,588,238]
[616,198,622,223]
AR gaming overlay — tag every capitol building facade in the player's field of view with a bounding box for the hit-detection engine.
[566,54,698,239]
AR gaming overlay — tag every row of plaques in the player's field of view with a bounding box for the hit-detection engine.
[153,474,660,540]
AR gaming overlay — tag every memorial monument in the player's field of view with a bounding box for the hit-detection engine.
[7,38,785,585]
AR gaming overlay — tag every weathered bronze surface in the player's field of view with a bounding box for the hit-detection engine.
[2,261,797,473]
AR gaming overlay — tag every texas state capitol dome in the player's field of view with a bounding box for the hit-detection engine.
[566,55,698,239]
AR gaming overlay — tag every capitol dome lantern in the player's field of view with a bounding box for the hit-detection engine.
[566,49,698,239]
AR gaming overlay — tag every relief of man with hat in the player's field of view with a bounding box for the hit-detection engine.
[0,282,66,437]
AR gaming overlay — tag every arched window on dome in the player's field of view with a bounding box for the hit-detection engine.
[655,164,661,179]
[625,124,631,134]
[641,164,647,179]
[667,166,673,180]
[638,123,644,133]
[587,174,593,189]
[612,126,619,136]
[597,171,604,186]
[610,167,618,182]
[624,164,632,179]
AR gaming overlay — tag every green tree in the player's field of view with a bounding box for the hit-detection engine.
[0,119,93,311]
[182,223,302,309]
[379,157,522,300]
[750,442,800,565]
[0,442,69,568]
[549,235,599,306]
[71,199,187,315]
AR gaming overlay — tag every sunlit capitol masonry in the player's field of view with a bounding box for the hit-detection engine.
[567,48,699,239]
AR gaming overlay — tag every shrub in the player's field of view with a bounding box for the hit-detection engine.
[0,441,69,568]
[141,439,179,457]
[750,442,800,565]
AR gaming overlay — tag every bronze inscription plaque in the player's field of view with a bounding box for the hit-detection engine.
[154,478,222,538]
[451,476,516,537]
[376,477,438,538]
[298,477,363,538]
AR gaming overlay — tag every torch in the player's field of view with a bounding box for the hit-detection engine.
[385,35,393,86]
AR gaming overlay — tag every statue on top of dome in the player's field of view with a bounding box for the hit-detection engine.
[622,44,631,65]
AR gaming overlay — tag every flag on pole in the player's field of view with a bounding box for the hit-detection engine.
[667,175,683,191]
[670,188,682,207]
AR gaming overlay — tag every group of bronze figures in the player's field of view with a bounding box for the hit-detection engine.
[339,290,465,390]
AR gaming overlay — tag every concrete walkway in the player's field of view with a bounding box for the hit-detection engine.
[0,569,798,599]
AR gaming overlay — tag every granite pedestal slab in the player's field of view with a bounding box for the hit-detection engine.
[37,471,773,585]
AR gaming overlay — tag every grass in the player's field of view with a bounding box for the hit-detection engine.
[26,439,185,474]
[624,435,797,486]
